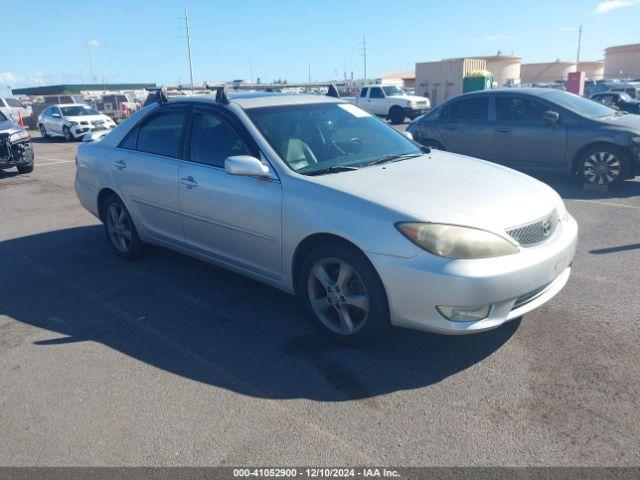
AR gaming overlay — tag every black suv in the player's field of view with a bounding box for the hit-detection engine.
[0,110,34,174]
[407,88,640,186]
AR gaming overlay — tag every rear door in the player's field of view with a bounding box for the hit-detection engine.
[179,106,282,279]
[437,95,493,159]
[491,94,567,173]
[110,105,188,245]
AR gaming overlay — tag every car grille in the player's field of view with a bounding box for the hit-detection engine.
[506,211,559,247]
[513,282,551,309]
[415,102,429,108]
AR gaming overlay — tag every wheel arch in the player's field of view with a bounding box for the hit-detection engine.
[96,187,120,222]
[291,233,373,296]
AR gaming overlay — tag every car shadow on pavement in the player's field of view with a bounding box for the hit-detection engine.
[0,225,518,402]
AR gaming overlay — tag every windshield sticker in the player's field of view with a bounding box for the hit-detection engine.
[338,103,371,118]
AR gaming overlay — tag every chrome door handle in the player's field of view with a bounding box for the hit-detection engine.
[180,176,198,188]
[113,159,126,169]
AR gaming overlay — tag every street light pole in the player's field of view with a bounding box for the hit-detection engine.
[184,6,195,86]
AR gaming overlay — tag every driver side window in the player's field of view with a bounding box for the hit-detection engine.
[188,111,251,168]
[369,87,384,99]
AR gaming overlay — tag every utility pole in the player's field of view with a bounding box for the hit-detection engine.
[308,65,312,87]
[87,46,96,84]
[361,34,368,85]
[184,6,195,86]
[249,56,253,84]
[576,25,583,68]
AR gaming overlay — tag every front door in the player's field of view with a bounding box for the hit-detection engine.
[491,95,568,173]
[110,106,188,245]
[179,107,282,280]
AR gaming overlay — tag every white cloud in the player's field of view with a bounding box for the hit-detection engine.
[473,34,515,42]
[593,0,636,14]
[88,39,100,48]
[0,72,17,85]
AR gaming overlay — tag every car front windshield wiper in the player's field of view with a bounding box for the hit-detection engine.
[367,152,422,167]
[304,165,360,176]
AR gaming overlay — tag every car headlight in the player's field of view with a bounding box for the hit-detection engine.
[631,136,640,144]
[396,223,519,259]
[408,101,417,109]
[69,121,79,126]
[8,130,30,142]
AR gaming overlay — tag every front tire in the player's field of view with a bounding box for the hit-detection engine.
[300,242,390,345]
[389,106,406,125]
[17,163,34,174]
[39,124,49,139]
[63,126,74,142]
[102,195,144,260]
[578,146,628,186]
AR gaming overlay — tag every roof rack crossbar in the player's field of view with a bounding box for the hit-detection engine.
[326,83,340,98]
[203,84,230,105]
[145,86,168,105]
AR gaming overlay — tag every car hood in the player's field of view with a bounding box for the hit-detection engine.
[311,152,560,232]
[66,114,111,123]
[0,118,23,135]
[598,112,640,131]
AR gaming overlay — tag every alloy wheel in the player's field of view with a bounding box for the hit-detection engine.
[105,203,133,253]
[39,125,47,137]
[307,257,370,335]
[583,151,621,185]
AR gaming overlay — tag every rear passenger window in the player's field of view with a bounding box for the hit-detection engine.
[188,111,251,168]
[136,110,187,158]
[360,88,368,98]
[448,97,488,121]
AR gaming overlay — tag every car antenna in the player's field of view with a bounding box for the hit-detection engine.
[327,83,340,98]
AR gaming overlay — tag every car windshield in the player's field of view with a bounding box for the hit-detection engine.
[542,90,618,118]
[382,86,404,96]
[61,106,100,116]
[246,102,422,175]
[5,98,24,108]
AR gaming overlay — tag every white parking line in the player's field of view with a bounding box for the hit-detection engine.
[572,199,640,210]
[37,160,74,167]
[36,155,73,163]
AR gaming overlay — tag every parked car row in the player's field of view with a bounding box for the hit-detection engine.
[344,85,431,124]
[407,88,640,186]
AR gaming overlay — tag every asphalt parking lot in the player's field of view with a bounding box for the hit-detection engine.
[0,133,639,466]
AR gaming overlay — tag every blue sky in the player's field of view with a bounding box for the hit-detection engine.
[2,0,639,93]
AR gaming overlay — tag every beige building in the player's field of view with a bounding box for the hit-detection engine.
[379,71,416,88]
[577,61,605,80]
[472,55,522,86]
[520,61,576,83]
[415,58,486,106]
[604,43,640,78]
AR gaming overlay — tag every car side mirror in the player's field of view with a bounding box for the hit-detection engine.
[402,131,414,141]
[543,111,559,126]
[51,113,61,118]
[225,155,271,178]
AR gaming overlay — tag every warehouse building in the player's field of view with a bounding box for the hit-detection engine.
[577,61,605,81]
[520,61,576,83]
[415,58,486,106]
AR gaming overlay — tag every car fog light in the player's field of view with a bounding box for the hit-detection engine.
[436,304,491,322]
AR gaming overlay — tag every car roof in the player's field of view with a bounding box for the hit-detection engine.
[168,92,344,109]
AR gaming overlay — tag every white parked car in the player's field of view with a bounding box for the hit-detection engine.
[38,104,116,141]
[346,85,430,124]
[75,91,577,344]
[0,97,31,124]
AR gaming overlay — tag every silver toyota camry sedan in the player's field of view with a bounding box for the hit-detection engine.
[75,90,578,344]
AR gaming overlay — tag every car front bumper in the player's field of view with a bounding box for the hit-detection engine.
[0,137,34,169]
[404,107,429,119]
[71,125,114,138]
[369,214,578,334]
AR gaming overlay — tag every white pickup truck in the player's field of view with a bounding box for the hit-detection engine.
[346,85,430,124]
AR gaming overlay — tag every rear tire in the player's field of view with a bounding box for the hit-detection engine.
[299,241,390,345]
[102,195,145,260]
[577,145,628,187]
[389,106,406,125]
